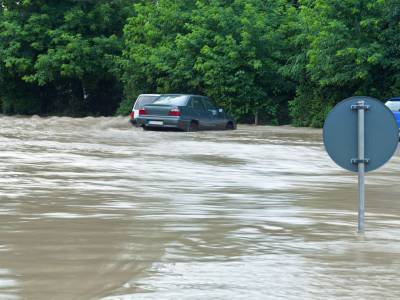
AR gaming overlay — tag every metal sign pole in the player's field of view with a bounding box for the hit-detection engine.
[357,100,365,233]
[350,100,369,233]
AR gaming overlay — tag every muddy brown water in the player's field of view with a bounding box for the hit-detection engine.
[1,116,400,300]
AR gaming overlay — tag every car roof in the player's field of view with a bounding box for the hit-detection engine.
[386,97,400,102]
[160,94,206,97]
[138,94,161,97]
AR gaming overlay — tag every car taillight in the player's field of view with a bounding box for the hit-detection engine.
[129,112,134,119]
[168,108,181,116]
[139,108,147,116]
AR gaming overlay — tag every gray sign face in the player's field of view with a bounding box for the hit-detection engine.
[323,96,399,172]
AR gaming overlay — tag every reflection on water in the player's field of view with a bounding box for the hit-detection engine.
[1,116,400,299]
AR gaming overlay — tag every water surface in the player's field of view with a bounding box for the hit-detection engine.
[1,116,400,299]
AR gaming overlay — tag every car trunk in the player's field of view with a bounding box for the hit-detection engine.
[144,104,175,116]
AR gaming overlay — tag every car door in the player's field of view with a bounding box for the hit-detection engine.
[188,96,208,129]
[202,97,224,129]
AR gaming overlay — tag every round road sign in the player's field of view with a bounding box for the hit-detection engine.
[323,96,399,172]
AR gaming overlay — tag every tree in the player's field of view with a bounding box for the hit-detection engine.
[0,0,134,116]
[284,0,389,127]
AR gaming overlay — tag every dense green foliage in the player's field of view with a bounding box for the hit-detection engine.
[283,0,397,127]
[0,0,132,116]
[1,0,400,126]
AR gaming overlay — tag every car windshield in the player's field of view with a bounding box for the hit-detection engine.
[133,95,160,109]
[153,95,188,106]
[385,101,400,112]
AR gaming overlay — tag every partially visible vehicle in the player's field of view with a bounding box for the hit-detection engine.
[385,97,400,128]
[385,97,400,141]
[136,94,236,131]
[130,94,161,125]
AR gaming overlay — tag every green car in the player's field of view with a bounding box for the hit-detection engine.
[136,94,236,131]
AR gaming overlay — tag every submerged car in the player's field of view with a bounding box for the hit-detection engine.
[385,97,400,128]
[136,94,236,131]
[130,94,161,125]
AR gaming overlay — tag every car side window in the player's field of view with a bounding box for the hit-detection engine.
[202,98,219,117]
[190,97,206,111]
[202,98,217,111]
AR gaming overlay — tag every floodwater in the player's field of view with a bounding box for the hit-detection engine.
[0,116,400,300]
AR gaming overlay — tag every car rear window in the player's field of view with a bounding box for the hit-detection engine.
[386,101,400,112]
[153,95,188,106]
[134,96,159,109]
